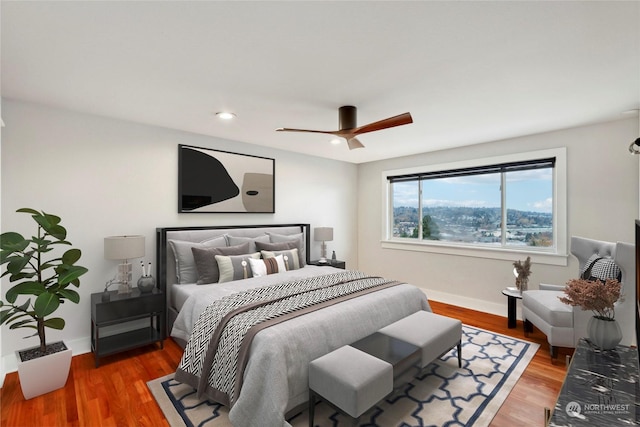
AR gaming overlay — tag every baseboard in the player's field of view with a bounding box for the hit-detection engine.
[423,288,517,320]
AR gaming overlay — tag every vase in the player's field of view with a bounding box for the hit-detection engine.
[587,316,622,350]
[137,276,155,293]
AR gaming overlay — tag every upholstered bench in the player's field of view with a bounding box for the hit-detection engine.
[308,345,393,426]
[379,310,463,369]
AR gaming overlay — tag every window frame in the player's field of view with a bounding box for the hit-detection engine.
[381,148,568,266]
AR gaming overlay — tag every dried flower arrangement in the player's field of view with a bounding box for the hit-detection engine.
[558,278,621,320]
[513,256,532,291]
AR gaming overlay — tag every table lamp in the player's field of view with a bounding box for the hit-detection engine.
[314,227,333,263]
[104,235,145,294]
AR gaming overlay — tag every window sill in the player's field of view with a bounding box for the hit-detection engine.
[380,239,568,266]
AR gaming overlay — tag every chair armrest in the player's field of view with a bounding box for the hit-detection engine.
[539,283,566,291]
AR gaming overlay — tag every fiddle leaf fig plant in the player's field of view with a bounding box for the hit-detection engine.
[0,208,88,355]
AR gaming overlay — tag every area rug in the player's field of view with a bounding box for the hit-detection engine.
[147,325,538,427]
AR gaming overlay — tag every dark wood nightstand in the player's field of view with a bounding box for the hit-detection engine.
[310,260,346,269]
[90,288,164,367]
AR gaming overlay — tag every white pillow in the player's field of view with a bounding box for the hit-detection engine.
[248,255,286,277]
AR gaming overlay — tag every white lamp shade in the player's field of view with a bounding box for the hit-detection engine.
[314,227,333,242]
[104,235,145,260]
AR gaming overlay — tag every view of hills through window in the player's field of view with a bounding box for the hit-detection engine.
[392,168,553,247]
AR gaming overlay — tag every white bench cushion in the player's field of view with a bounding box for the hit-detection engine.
[379,310,462,368]
[309,345,393,418]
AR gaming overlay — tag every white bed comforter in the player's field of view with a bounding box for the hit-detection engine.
[171,266,431,427]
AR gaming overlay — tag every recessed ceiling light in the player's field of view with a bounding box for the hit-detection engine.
[216,112,236,120]
[330,138,342,145]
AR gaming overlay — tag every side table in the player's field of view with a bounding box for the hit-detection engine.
[90,288,165,367]
[501,288,522,329]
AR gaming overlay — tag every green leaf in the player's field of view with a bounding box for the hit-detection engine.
[62,249,82,265]
[0,232,28,253]
[5,283,34,304]
[42,212,62,227]
[9,319,34,329]
[17,300,31,311]
[6,256,33,276]
[57,266,88,285]
[34,293,60,318]
[43,317,65,330]
[0,309,15,323]
[8,272,37,282]
[2,312,32,326]
[57,288,80,304]
[34,212,66,240]
[5,281,46,298]
[16,208,40,216]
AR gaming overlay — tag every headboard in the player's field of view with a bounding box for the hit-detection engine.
[155,223,310,336]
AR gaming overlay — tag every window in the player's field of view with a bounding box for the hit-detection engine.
[383,148,567,264]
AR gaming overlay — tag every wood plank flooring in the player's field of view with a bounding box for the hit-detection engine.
[1,300,569,427]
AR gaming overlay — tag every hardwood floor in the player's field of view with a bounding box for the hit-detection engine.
[1,300,570,427]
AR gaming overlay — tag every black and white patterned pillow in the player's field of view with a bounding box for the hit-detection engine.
[580,254,622,282]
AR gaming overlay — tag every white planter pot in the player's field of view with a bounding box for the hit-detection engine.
[16,341,72,400]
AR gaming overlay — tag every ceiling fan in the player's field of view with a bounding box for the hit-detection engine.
[276,106,413,150]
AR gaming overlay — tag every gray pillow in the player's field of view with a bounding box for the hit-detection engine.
[168,236,227,284]
[265,232,306,266]
[261,248,301,270]
[225,234,270,253]
[215,253,261,283]
[191,242,251,284]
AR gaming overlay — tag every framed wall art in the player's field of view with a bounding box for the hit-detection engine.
[178,144,275,213]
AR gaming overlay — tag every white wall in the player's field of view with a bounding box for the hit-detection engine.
[358,117,639,315]
[0,99,358,374]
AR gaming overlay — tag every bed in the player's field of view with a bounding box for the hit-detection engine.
[156,224,431,427]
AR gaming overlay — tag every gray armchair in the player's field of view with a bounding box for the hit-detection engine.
[522,236,635,358]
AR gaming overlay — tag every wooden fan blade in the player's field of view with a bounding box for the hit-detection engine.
[275,127,337,136]
[347,137,364,150]
[353,112,413,136]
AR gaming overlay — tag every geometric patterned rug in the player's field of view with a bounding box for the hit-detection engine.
[147,325,539,427]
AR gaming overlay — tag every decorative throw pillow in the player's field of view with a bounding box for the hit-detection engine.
[266,232,306,267]
[191,242,251,284]
[215,253,261,283]
[248,255,286,277]
[168,236,227,284]
[580,254,622,282]
[261,249,300,271]
[225,234,270,253]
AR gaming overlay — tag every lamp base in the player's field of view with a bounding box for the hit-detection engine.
[116,262,133,294]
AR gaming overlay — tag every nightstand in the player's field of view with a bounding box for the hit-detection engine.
[90,288,164,367]
[310,260,346,269]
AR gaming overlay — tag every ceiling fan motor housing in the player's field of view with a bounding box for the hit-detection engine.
[339,106,357,130]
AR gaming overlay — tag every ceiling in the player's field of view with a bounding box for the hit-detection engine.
[2,1,639,164]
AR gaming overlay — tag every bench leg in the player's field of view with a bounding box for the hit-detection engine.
[457,340,462,368]
[308,389,315,427]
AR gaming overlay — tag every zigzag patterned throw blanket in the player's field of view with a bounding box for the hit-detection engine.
[174,270,403,406]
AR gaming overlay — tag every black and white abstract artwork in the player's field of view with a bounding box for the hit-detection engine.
[178,145,275,213]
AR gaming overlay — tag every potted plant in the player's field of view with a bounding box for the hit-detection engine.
[0,208,88,399]
[558,277,622,349]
